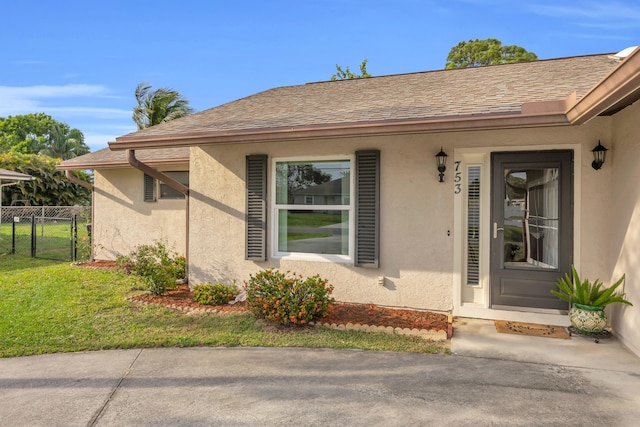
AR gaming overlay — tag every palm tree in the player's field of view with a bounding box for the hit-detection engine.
[39,125,90,160]
[132,82,194,130]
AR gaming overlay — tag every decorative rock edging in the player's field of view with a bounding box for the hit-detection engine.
[312,321,449,342]
[127,298,452,341]
[127,298,244,316]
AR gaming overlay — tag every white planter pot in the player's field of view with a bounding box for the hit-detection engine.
[569,303,607,334]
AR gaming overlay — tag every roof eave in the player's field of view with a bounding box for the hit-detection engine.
[108,110,571,150]
[56,157,190,171]
[567,47,640,124]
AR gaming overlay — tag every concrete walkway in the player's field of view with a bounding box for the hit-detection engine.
[1,320,639,426]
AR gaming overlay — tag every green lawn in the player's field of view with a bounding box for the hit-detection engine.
[0,220,90,260]
[0,255,448,358]
[286,212,344,227]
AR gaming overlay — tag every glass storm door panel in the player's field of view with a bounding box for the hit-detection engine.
[490,151,573,310]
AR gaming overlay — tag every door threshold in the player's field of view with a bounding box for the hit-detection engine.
[491,305,567,315]
[455,303,570,326]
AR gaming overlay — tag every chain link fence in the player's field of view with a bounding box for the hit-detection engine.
[0,206,91,260]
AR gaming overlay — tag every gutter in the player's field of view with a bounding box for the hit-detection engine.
[126,149,190,282]
[108,110,571,150]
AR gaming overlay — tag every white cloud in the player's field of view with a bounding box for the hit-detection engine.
[0,84,108,99]
[0,84,130,120]
[46,107,132,119]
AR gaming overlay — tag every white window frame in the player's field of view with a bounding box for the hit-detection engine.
[271,155,355,263]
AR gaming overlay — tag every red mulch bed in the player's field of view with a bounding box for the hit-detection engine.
[78,261,450,333]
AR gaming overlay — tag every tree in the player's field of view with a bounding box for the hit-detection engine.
[39,125,89,160]
[132,83,194,130]
[445,38,538,69]
[0,153,91,206]
[0,113,89,159]
[331,59,371,80]
[276,163,331,204]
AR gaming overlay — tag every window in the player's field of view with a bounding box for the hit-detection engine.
[160,171,189,199]
[466,166,480,285]
[274,159,352,258]
[143,171,189,201]
[245,151,379,266]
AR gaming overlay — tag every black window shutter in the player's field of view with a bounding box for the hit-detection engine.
[143,173,156,202]
[355,150,380,268]
[246,155,268,261]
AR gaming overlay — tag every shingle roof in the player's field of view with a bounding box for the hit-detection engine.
[0,168,35,181]
[58,146,189,170]
[114,53,619,144]
[61,51,635,169]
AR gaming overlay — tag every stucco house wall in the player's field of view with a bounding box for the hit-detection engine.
[189,136,454,311]
[188,118,614,313]
[92,167,187,260]
[609,100,640,355]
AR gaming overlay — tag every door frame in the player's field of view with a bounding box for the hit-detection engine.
[452,143,582,324]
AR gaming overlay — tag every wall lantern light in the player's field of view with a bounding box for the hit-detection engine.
[591,141,608,170]
[435,147,448,182]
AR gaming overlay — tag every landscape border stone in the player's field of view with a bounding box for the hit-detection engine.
[128,298,450,341]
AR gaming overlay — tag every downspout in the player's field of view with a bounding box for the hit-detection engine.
[126,149,190,282]
[65,170,95,260]
[65,170,94,191]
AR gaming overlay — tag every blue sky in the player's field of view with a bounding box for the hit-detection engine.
[2,0,640,152]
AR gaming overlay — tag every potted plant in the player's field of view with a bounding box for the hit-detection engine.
[551,265,633,334]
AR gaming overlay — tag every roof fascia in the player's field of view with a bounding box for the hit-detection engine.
[108,109,570,150]
[56,157,190,171]
[566,47,640,124]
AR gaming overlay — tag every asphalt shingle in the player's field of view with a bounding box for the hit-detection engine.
[116,54,618,141]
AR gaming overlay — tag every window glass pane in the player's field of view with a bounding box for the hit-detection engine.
[160,171,189,199]
[503,168,558,269]
[276,161,350,205]
[278,210,349,255]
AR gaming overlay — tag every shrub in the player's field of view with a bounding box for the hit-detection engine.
[116,241,186,295]
[193,283,239,306]
[245,269,334,325]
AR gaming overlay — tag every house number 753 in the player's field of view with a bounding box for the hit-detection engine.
[454,161,462,194]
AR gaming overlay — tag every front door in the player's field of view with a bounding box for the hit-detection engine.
[490,151,573,310]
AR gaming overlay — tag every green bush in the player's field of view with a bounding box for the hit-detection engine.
[193,283,239,305]
[245,269,334,325]
[116,241,186,295]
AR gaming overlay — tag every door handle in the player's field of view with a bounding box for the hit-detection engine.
[493,222,504,239]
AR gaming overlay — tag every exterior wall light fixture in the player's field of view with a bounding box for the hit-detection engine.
[435,147,448,182]
[591,141,608,170]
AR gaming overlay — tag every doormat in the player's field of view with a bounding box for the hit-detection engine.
[494,320,570,339]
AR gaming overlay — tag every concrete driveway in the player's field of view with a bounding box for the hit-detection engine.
[1,321,640,426]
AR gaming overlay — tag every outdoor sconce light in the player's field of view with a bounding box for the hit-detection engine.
[435,147,448,182]
[591,141,608,170]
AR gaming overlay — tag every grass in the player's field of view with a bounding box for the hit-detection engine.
[287,232,332,241]
[286,212,344,227]
[0,255,449,358]
[0,220,90,260]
